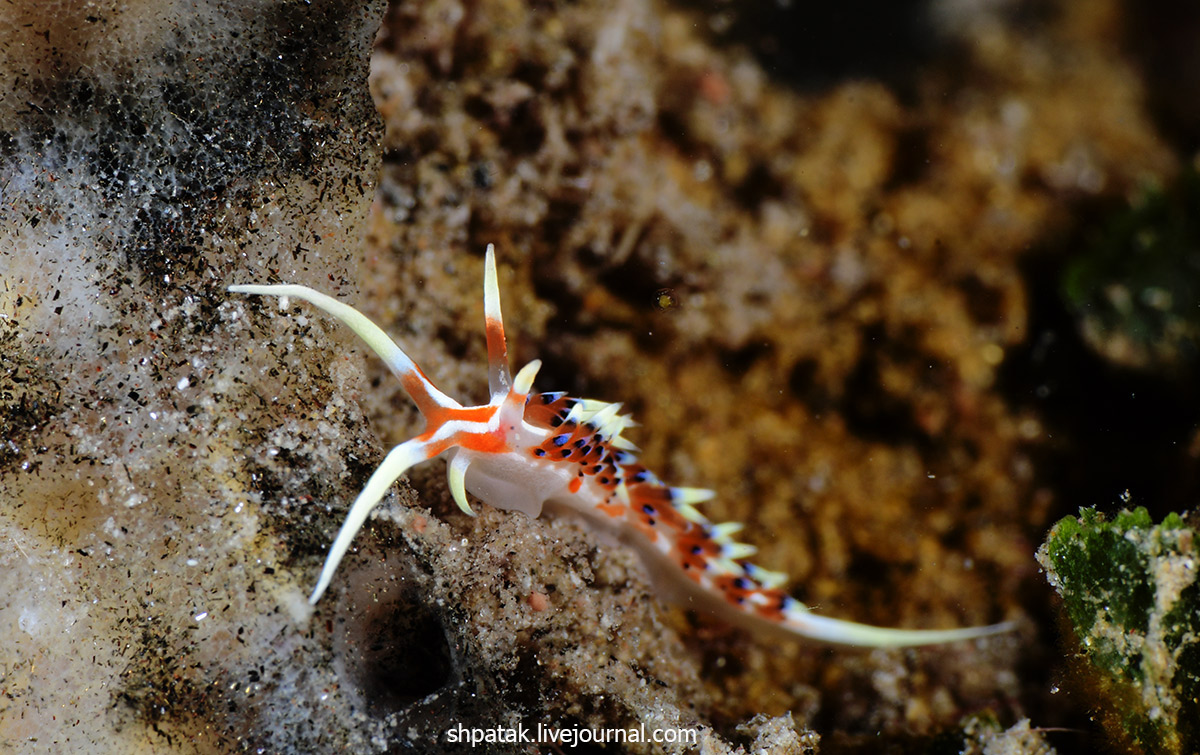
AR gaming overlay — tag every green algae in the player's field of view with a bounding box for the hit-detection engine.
[1037,505,1200,754]
[1061,170,1200,371]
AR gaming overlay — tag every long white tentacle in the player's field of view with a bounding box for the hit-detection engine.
[229,283,459,413]
[308,438,433,604]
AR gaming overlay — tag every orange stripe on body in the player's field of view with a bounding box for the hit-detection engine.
[421,429,510,459]
[458,431,509,454]
[413,403,507,457]
[441,405,498,423]
[416,404,499,438]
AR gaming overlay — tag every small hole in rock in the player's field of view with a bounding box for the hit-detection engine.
[334,562,455,716]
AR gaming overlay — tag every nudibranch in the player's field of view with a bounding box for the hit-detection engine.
[230,246,1014,646]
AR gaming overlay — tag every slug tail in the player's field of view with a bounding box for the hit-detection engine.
[783,599,1016,647]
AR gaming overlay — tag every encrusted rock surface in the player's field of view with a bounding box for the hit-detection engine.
[0,0,392,751]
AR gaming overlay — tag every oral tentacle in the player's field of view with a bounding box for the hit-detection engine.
[228,283,459,416]
[308,438,433,604]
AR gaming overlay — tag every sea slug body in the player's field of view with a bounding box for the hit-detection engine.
[230,246,1014,647]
